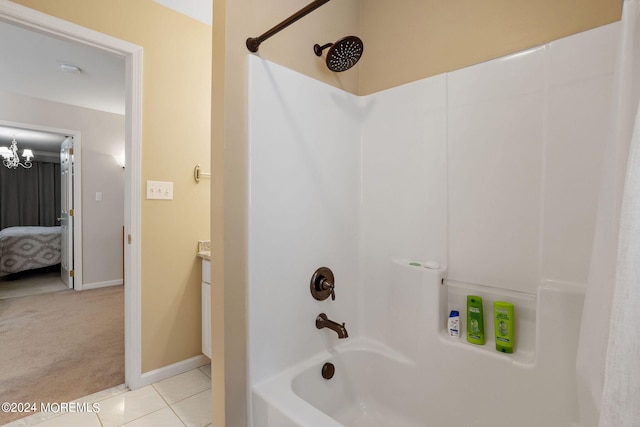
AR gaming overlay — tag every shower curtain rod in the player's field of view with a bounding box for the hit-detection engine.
[246,0,331,52]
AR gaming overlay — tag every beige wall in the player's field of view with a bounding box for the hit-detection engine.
[359,0,622,94]
[245,0,361,93]
[11,0,212,372]
[213,0,621,425]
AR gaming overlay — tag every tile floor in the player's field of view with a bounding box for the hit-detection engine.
[3,365,212,427]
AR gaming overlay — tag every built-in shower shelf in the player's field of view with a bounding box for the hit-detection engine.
[441,279,537,365]
[438,329,535,366]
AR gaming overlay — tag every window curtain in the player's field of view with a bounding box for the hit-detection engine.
[0,161,61,229]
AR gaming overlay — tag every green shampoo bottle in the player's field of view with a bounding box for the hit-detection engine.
[466,295,485,345]
[494,301,515,353]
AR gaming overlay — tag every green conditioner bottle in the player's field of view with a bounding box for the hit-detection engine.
[494,301,515,353]
[466,295,485,345]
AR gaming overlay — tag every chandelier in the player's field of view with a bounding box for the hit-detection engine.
[0,137,34,169]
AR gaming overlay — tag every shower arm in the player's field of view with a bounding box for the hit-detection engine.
[246,0,330,52]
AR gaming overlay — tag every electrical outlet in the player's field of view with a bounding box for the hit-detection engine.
[146,180,174,200]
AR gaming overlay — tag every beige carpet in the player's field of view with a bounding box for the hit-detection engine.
[0,266,67,300]
[0,286,124,425]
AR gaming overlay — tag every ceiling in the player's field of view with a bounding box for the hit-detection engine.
[153,0,212,26]
[0,1,211,155]
[0,19,125,155]
[0,124,67,153]
[0,20,126,115]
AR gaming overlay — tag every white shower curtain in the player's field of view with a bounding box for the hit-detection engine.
[576,0,640,425]
[599,86,640,427]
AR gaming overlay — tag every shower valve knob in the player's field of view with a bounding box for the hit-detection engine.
[310,267,336,301]
[321,278,336,300]
[329,286,335,301]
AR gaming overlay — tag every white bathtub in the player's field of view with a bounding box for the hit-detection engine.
[253,335,581,427]
[298,344,426,426]
[252,262,585,427]
[252,338,420,427]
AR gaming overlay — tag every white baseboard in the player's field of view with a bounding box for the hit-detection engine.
[82,279,124,290]
[138,354,211,388]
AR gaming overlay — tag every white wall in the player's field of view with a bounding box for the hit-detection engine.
[447,23,620,293]
[247,21,620,420]
[360,76,448,342]
[0,91,125,287]
[248,56,361,387]
[542,24,621,285]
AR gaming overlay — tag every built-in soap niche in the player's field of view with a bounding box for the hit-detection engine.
[441,279,536,365]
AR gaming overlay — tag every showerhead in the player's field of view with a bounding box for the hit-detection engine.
[314,36,364,72]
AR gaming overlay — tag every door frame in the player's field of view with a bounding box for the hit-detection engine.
[0,1,144,388]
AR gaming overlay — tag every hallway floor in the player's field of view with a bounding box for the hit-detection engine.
[3,365,212,427]
[0,266,65,299]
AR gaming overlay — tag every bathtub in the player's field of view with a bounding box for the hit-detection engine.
[253,336,581,427]
[291,346,418,426]
[252,338,421,427]
[251,262,585,427]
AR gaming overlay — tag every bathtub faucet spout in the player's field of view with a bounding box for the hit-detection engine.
[316,313,348,339]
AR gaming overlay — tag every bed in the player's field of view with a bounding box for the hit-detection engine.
[0,226,62,277]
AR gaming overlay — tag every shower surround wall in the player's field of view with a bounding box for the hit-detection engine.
[248,59,363,388]
[248,22,619,426]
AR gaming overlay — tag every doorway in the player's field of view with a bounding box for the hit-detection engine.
[0,122,83,296]
[0,1,143,388]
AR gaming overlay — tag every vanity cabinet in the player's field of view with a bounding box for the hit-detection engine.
[202,259,211,358]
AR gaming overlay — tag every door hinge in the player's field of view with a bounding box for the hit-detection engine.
[70,270,74,277]
[70,209,74,217]
[69,148,74,155]
[128,234,132,244]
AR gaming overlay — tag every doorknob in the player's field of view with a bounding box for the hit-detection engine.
[57,217,64,221]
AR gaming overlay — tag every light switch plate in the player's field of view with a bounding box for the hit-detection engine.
[146,180,174,200]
